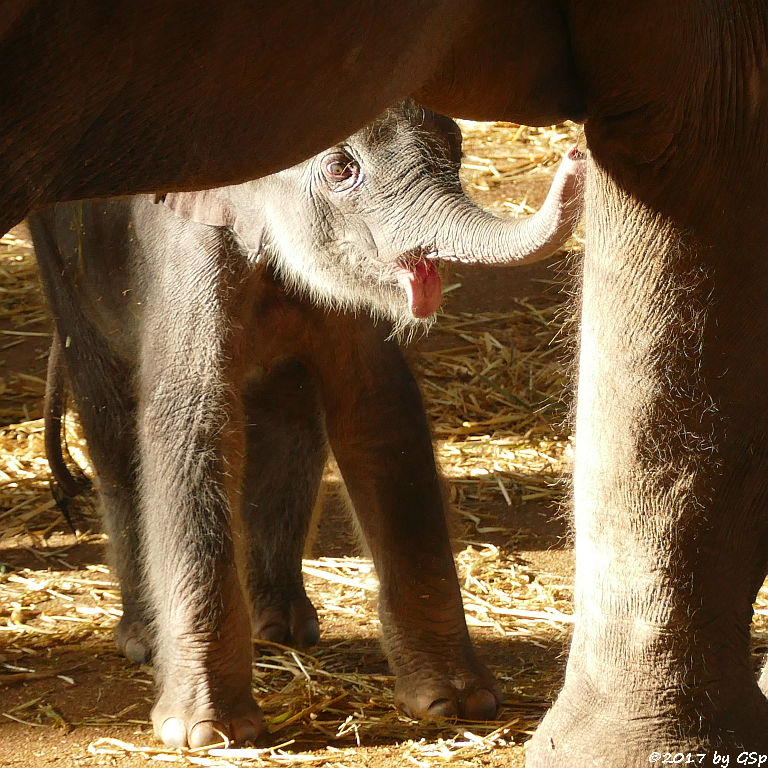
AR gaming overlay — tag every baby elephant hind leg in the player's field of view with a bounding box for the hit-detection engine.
[240,360,327,648]
[51,329,151,665]
[318,316,501,722]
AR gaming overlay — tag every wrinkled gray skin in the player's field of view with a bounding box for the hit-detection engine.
[156,101,583,331]
[31,101,584,749]
[524,5,768,767]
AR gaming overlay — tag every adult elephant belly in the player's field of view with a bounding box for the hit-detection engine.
[0,0,583,234]
[527,3,768,766]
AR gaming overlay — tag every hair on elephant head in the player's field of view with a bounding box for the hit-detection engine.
[157,100,584,336]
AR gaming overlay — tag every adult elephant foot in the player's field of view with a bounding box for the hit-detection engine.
[389,640,501,721]
[251,593,320,648]
[526,676,768,767]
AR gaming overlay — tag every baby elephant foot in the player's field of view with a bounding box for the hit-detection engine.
[115,613,152,665]
[152,688,263,748]
[252,595,320,648]
[393,652,501,722]
[149,586,262,748]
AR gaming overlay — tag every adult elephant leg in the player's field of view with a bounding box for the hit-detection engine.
[314,312,500,721]
[137,270,259,749]
[239,359,327,648]
[525,4,768,764]
[527,155,768,766]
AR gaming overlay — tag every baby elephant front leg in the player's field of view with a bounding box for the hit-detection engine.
[138,361,261,748]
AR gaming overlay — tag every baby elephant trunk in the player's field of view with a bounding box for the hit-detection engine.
[435,147,585,266]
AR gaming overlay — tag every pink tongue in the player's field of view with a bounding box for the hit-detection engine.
[398,260,442,318]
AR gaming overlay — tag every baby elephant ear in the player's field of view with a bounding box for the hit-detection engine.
[151,188,234,228]
[150,188,265,255]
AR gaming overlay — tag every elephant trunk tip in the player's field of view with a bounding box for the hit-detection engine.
[556,145,587,199]
[431,146,585,268]
[568,146,587,162]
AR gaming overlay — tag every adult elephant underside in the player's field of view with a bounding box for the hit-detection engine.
[0,0,581,234]
[4,1,768,766]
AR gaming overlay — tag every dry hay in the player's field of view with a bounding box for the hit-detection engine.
[1,121,767,767]
[457,121,582,206]
[417,304,574,523]
[0,231,50,423]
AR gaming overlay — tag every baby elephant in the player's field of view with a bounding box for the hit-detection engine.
[31,100,584,748]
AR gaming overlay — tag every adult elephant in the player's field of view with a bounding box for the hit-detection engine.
[5,1,768,765]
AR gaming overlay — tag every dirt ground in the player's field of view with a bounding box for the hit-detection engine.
[4,120,759,768]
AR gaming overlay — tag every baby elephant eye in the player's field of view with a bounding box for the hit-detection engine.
[323,154,358,183]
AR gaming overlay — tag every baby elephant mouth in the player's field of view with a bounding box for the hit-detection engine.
[396,250,442,318]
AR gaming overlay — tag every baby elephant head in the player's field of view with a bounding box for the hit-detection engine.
[157,100,584,330]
